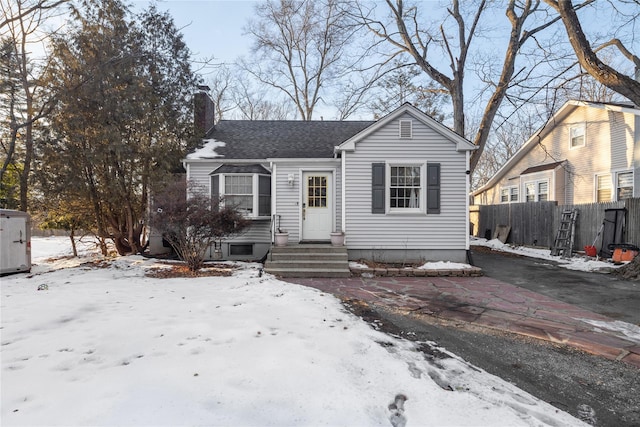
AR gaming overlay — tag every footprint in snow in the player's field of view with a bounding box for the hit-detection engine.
[388,394,407,427]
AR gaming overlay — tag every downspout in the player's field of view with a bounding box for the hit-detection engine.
[341,152,347,241]
[271,162,277,243]
[465,150,472,260]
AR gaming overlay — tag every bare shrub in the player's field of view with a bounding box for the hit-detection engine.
[150,180,250,271]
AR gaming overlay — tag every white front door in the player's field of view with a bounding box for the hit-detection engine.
[302,171,333,241]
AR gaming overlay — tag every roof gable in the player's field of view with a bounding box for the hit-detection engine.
[336,103,476,152]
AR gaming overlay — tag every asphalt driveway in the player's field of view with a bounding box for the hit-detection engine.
[471,246,640,325]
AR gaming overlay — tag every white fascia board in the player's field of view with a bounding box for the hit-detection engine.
[569,100,640,116]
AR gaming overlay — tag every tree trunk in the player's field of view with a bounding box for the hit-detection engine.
[69,228,77,257]
[545,0,640,105]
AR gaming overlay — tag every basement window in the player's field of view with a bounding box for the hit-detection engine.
[229,244,253,256]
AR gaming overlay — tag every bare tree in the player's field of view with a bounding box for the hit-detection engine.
[472,111,541,190]
[243,0,358,120]
[232,78,295,120]
[543,0,640,105]
[0,0,68,29]
[352,0,570,172]
[0,0,64,211]
[205,65,237,123]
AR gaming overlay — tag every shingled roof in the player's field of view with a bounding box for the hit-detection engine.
[193,120,375,159]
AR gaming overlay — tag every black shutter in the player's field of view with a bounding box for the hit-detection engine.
[427,163,440,214]
[211,175,220,210]
[372,163,385,214]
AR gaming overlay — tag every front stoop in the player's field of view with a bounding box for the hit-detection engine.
[264,244,350,278]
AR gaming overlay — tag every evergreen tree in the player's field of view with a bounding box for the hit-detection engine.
[41,0,199,255]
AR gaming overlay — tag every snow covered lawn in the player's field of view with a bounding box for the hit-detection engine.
[1,237,586,426]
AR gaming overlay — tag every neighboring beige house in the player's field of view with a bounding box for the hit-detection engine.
[472,100,640,205]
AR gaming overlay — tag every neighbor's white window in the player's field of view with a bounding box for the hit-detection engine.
[500,186,518,203]
[224,175,253,213]
[390,165,422,210]
[525,180,549,202]
[537,181,549,201]
[596,174,612,202]
[569,124,586,148]
[616,171,634,200]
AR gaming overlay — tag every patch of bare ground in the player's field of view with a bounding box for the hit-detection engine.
[355,259,422,269]
[471,245,526,258]
[145,263,235,278]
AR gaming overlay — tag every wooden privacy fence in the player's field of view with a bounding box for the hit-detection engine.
[473,198,640,251]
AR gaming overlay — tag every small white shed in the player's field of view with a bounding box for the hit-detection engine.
[0,209,32,275]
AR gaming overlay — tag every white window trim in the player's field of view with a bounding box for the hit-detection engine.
[523,179,549,202]
[214,173,271,219]
[569,123,586,149]
[500,185,519,203]
[386,162,425,214]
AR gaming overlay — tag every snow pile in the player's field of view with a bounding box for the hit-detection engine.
[418,261,472,270]
[186,138,225,159]
[348,261,473,270]
[471,237,620,272]
[0,237,586,426]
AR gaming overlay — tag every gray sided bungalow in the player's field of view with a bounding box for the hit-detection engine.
[181,102,477,263]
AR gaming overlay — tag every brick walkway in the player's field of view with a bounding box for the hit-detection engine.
[287,276,640,369]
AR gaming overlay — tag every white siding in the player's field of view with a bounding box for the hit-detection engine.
[344,112,468,250]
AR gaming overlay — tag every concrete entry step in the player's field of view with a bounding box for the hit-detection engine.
[265,244,349,278]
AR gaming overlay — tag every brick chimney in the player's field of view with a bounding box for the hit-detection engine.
[194,85,215,138]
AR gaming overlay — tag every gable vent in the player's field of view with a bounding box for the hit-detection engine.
[399,119,412,138]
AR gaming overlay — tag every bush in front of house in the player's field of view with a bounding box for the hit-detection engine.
[150,180,250,271]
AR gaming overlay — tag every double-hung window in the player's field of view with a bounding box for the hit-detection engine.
[525,179,549,202]
[225,175,253,213]
[500,186,518,203]
[390,165,421,210]
[569,124,585,149]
